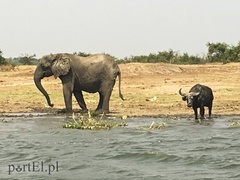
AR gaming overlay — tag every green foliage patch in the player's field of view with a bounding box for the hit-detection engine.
[229,120,240,127]
[63,111,128,130]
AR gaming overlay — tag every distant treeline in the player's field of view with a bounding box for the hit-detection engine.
[0,51,38,66]
[117,42,240,64]
[1,42,240,66]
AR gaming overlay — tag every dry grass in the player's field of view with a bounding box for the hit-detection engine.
[0,63,240,117]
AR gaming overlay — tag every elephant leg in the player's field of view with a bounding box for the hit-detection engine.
[62,84,73,114]
[97,81,115,113]
[73,91,88,112]
[96,92,103,111]
[61,76,74,114]
[101,88,113,113]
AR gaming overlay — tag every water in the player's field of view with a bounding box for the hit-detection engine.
[0,114,240,180]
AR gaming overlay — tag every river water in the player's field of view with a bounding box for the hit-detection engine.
[0,114,240,180]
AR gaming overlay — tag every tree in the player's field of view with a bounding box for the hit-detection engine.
[228,42,240,62]
[206,42,240,63]
[157,49,176,63]
[0,50,7,65]
[19,54,37,65]
[207,42,228,62]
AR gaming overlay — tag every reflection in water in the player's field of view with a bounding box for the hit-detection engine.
[0,115,240,179]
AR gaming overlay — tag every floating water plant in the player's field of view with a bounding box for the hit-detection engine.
[63,111,127,130]
[121,115,128,120]
[140,121,167,130]
[229,120,240,127]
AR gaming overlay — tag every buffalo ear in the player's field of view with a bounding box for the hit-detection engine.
[51,55,71,78]
[182,96,187,101]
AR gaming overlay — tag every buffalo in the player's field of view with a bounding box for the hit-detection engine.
[179,84,214,120]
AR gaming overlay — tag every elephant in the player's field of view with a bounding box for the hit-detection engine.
[34,53,124,114]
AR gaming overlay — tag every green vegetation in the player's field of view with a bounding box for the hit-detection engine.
[7,54,38,65]
[0,50,7,65]
[118,42,240,64]
[229,120,240,127]
[63,113,167,130]
[18,54,38,65]
[1,41,240,66]
[118,50,204,64]
[207,42,240,64]
[0,50,37,67]
[63,111,128,130]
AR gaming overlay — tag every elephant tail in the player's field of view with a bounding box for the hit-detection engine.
[117,72,124,100]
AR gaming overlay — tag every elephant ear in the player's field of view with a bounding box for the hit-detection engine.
[51,55,71,78]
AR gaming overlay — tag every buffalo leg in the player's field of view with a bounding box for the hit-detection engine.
[193,107,198,120]
[208,103,212,119]
[200,106,205,119]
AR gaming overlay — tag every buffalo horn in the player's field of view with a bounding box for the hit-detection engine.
[179,88,186,96]
[190,91,200,96]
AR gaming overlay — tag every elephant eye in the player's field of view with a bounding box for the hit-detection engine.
[41,64,49,70]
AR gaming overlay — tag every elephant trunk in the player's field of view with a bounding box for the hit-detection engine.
[34,65,54,107]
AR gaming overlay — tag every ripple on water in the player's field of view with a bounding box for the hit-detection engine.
[1,116,240,179]
[110,151,180,163]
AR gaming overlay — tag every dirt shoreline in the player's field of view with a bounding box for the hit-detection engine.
[0,63,240,118]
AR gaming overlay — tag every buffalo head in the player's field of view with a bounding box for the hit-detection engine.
[179,88,200,107]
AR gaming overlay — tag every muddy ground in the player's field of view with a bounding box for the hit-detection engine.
[0,63,240,117]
